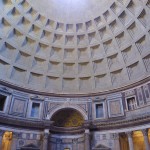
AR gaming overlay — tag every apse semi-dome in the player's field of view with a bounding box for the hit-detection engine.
[0,0,150,94]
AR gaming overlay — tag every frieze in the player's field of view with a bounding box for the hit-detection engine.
[124,89,135,97]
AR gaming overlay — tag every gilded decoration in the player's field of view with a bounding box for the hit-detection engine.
[2,131,12,150]
[51,109,84,127]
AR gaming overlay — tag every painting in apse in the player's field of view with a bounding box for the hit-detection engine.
[51,109,84,127]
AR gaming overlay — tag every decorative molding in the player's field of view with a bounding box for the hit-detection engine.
[0,76,149,97]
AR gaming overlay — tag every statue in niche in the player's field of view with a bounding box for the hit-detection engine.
[2,131,12,150]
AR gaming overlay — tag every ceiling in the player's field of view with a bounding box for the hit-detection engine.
[0,0,150,94]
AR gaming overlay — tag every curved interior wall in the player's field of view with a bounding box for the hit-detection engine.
[0,79,149,149]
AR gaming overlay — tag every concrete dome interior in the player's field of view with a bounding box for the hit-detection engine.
[0,0,150,94]
[0,0,150,150]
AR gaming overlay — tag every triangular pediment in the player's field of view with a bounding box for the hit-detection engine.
[93,144,111,150]
[21,143,40,150]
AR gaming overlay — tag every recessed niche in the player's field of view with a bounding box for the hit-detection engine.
[45,76,61,90]
[76,23,84,32]
[95,74,108,89]
[118,10,133,26]
[63,63,76,75]
[0,59,10,77]
[65,35,74,46]
[48,61,62,74]
[0,42,16,61]
[64,48,76,61]
[66,24,74,33]
[35,14,46,26]
[86,20,95,31]
[32,57,47,72]
[45,19,55,30]
[78,62,91,76]
[40,30,53,43]
[91,44,105,59]
[79,77,92,91]
[0,17,11,36]
[29,24,41,37]
[53,34,64,45]
[10,67,27,82]
[21,36,36,54]
[99,26,111,40]
[50,47,62,60]
[15,51,31,66]
[35,43,50,58]
[25,7,37,20]
[103,39,117,55]
[8,28,24,44]
[77,34,87,46]
[93,59,106,74]
[17,17,30,30]
[78,48,90,60]
[63,78,77,91]
[29,72,44,85]
[56,22,64,32]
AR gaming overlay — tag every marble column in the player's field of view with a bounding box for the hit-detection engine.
[42,129,49,150]
[84,129,90,150]
[72,138,78,150]
[11,132,20,150]
[0,130,4,150]
[142,129,150,150]
[126,131,134,150]
[112,133,120,150]
[56,139,62,150]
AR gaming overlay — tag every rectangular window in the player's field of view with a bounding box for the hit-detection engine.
[127,97,137,111]
[96,103,104,118]
[0,95,6,111]
[31,103,40,118]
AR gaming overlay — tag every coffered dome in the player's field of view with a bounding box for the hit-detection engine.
[0,0,150,94]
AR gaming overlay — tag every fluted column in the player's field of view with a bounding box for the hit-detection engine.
[11,132,20,150]
[42,129,49,150]
[84,129,90,150]
[126,131,134,150]
[56,139,62,150]
[112,133,120,150]
[72,138,78,150]
[142,129,150,150]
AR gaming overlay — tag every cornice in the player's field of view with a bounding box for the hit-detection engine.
[88,114,150,131]
[0,76,149,97]
[50,126,85,134]
[0,113,150,131]
[0,114,52,130]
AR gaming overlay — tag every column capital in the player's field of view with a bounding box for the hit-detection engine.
[111,133,119,140]
[142,129,149,137]
[126,131,133,138]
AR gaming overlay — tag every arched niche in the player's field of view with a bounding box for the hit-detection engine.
[47,104,88,121]
[51,108,84,127]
